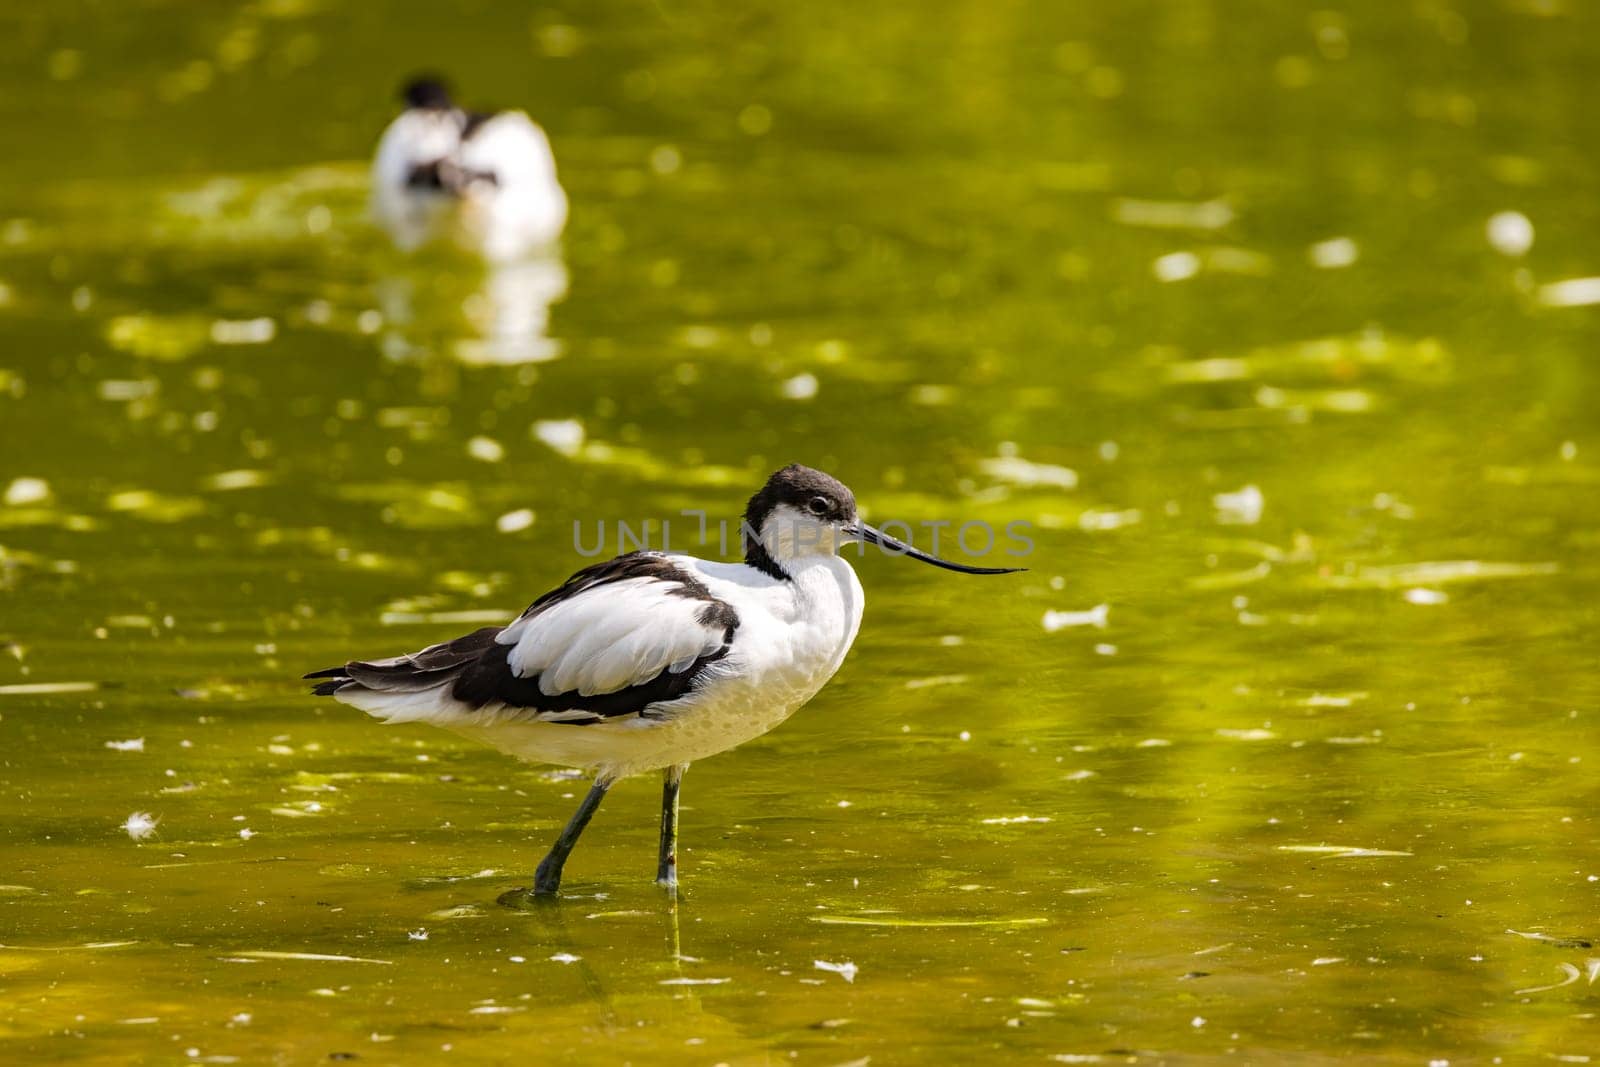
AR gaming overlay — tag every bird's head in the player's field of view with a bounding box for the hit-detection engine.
[401,75,455,111]
[742,464,1022,576]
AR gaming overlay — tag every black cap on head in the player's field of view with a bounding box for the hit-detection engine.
[744,464,857,531]
[402,76,454,111]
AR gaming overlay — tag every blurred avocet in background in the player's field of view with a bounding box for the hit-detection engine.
[371,76,567,261]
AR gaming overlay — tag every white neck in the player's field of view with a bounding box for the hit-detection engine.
[754,504,848,571]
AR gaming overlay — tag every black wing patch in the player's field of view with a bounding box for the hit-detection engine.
[304,552,738,724]
[460,110,497,140]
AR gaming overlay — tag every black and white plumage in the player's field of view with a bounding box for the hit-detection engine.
[371,76,567,261]
[305,465,1020,900]
[309,553,738,727]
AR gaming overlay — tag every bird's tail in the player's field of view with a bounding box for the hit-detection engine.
[303,666,353,697]
[304,627,504,722]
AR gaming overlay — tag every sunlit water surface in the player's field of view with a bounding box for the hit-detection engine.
[2,1,1599,1063]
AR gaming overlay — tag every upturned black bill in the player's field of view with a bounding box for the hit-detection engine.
[843,522,1025,575]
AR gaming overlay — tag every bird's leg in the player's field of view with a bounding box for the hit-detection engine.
[522,777,612,900]
[656,763,688,891]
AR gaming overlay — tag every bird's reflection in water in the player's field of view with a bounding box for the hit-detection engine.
[456,255,568,365]
[374,251,568,366]
[510,891,699,1033]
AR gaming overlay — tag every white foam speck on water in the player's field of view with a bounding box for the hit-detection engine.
[1278,844,1413,858]
[1538,277,1600,308]
[231,951,393,964]
[98,378,159,401]
[1216,728,1275,741]
[1404,587,1450,605]
[407,930,428,941]
[1486,211,1534,257]
[1255,384,1374,413]
[1077,508,1141,531]
[979,454,1079,490]
[1312,957,1345,966]
[0,681,98,696]
[814,959,858,983]
[1162,356,1251,384]
[903,674,968,689]
[1309,236,1359,269]
[0,940,138,952]
[811,915,1049,929]
[201,469,273,491]
[1299,692,1367,708]
[659,977,730,986]
[1315,560,1557,590]
[780,372,819,400]
[908,383,956,406]
[105,737,145,752]
[496,508,535,534]
[209,317,276,345]
[466,436,505,463]
[1157,247,1272,281]
[677,325,722,349]
[1213,485,1264,525]
[123,812,159,841]
[1112,197,1234,230]
[3,477,52,507]
[1042,604,1108,632]
[531,419,585,456]
[981,815,1053,826]
[1153,251,1201,282]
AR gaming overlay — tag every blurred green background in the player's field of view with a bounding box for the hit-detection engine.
[2,0,1599,1063]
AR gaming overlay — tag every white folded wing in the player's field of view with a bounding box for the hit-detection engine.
[497,578,728,698]
[456,111,567,258]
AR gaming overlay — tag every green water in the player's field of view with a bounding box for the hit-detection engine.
[3,0,1600,1062]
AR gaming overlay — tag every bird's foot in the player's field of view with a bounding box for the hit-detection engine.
[654,866,682,899]
[496,885,558,910]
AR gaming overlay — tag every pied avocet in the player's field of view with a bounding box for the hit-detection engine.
[306,465,1020,902]
[371,76,567,261]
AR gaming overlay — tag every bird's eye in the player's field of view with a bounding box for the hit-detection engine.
[806,496,831,517]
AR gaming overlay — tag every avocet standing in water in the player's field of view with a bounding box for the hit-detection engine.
[371,76,567,261]
[306,465,1021,903]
